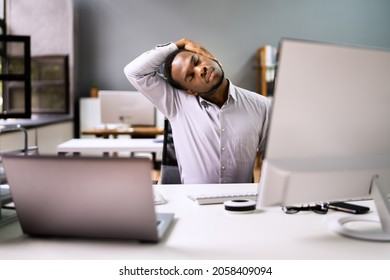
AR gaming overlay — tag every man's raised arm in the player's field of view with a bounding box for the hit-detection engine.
[124,42,178,91]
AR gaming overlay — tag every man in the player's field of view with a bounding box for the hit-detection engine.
[124,38,270,184]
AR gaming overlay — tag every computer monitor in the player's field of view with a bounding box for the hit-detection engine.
[257,38,390,241]
[99,90,155,127]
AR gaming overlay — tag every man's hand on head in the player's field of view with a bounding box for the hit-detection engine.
[175,38,218,63]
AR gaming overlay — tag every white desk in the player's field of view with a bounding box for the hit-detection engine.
[56,138,163,155]
[0,183,389,260]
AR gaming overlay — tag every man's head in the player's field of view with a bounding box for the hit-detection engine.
[164,49,225,97]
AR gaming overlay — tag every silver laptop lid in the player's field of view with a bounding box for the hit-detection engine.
[2,155,170,242]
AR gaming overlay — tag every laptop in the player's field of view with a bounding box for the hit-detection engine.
[2,154,174,242]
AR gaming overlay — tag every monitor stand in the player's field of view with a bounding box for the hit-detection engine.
[330,175,390,241]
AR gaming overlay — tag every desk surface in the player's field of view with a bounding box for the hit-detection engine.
[1,184,389,260]
[57,138,163,154]
[81,126,164,138]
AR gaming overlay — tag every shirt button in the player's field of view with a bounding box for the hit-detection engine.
[221,128,226,132]
[221,166,226,170]
[222,147,226,151]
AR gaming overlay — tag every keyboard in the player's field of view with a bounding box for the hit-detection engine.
[188,192,258,205]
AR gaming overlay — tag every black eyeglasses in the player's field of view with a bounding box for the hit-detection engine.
[282,203,329,215]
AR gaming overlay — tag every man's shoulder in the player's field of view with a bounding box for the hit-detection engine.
[231,83,270,104]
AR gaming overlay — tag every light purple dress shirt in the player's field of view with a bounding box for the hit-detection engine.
[124,43,271,184]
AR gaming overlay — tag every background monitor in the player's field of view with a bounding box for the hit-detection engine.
[99,90,155,127]
[257,38,390,241]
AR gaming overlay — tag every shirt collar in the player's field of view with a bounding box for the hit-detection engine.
[197,79,237,106]
[227,79,237,102]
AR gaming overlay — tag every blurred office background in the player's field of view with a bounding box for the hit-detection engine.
[74,0,390,96]
[2,0,390,145]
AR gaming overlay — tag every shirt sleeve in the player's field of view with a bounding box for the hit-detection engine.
[123,42,180,118]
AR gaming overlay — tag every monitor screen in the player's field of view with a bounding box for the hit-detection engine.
[256,39,390,240]
[99,90,155,127]
[258,39,390,241]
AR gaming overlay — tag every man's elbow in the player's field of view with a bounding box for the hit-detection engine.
[123,63,133,78]
[124,63,142,88]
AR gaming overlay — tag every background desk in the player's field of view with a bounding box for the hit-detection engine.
[1,184,389,260]
[81,126,164,139]
[57,138,163,155]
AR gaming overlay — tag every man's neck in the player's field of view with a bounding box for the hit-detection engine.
[202,79,229,108]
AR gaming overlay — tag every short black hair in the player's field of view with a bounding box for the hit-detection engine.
[164,49,187,90]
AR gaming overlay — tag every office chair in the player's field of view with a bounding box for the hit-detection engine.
[0,124,39,227]
[159,118,181,184]
[0,124,39,185]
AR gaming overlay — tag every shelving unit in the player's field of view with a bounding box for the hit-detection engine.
[31,55,70,114]
[256,45,277,96]
[0,34,31,118]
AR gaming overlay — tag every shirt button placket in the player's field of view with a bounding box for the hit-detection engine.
[220,116,227,183]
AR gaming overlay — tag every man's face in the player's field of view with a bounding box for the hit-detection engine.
[171,51,224,97]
